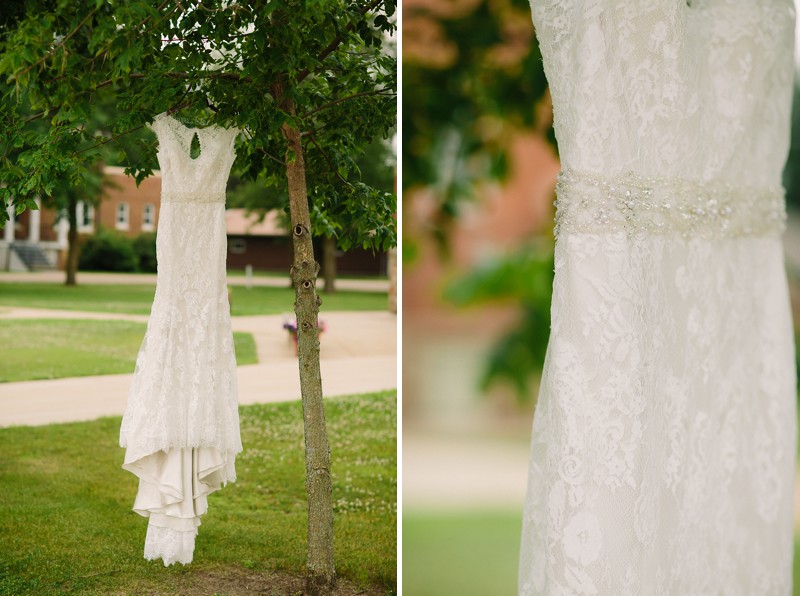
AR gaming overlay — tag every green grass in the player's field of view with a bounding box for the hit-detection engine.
[796,540,800,595]
[230,285,386,316]
[227,269,386,282]
[0,390,397,594]
[404,510,800,596]
[0,283,386,316]
[403,510,521,596]
[0,319,257,382]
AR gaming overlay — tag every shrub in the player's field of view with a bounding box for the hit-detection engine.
[133,232,157,273]
[78,229,139,272]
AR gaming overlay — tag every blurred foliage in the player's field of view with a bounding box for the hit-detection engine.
[784,82,800,211]
[79,230,157,273]
[444,244,554,400]
[132,232,158,273]
[403,0,551,255]
[79,229,140,272]
[226,136,396,243]
[0,0,397,253]
[404,0,555,400]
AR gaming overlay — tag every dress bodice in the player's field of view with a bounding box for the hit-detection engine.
[149,113,239,202]
[532,1,795,186]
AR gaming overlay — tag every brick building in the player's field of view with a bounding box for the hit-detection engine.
[2,166,387,276]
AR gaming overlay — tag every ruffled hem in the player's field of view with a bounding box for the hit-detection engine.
[124,446,236,566]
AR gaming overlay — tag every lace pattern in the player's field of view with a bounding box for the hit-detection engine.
[120,113,242,566]
[144,524,198,567]
[520,2,797,594]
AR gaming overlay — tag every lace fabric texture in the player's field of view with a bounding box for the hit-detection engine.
[119,113,242,566]
[520,2,797,594]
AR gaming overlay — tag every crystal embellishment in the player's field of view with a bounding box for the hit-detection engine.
[554,170,786,239]
[161,190,225,204]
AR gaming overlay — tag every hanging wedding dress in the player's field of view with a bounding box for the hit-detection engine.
[120,113,243,566]
[520,2,797,594]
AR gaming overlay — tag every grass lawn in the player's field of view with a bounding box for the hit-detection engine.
[404,511,800,596]
[0,319,257,383]
[227,269,386,282]
[0,283,386,316]
[0,390,397,595]
[403,510,521,596]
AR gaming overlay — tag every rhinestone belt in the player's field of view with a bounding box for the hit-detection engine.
[161,191,226,204]
[555,170,786,238]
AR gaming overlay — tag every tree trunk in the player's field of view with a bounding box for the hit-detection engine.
[322,236,337,294]
[387,247,397,313]
[65,194,79,286]
[282,119,335,594]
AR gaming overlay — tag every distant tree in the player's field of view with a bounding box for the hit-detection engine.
[0,2,396,593]
[403,0,550,255]
[784,82,800,211]
[404,0,553,400]
[228,135,395,292]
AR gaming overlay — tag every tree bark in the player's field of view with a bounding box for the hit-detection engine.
[322,235,337,294]
[282,118,335,594]
[65,193,79,286]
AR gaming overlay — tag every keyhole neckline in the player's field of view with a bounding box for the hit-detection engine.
[189,132,202,161]
[152,112,239,164]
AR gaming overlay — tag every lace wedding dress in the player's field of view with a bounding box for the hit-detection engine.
[119,113,243,566]
[520,2,797,594]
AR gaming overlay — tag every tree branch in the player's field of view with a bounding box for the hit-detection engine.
[257,146,286,166]
[308,134,354,190]
[302,88,394,119]
[94,70,253,90]
[76,96,193,156]
[295,0,384,85]
[75,125,147,155]
[18,8,98,77]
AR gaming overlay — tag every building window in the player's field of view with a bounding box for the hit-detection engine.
[142,203,155,232]
[230,238,246,254]
[116,202,129,231]
[77,201,94,233]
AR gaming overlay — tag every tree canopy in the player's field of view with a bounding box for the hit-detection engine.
[403,0,549,250]
[0,0,397,252]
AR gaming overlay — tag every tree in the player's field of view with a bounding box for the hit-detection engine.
[1,4,134,286]
[60,164,105,285]
[227,134,396,292]
[403,0,550,254]
[0,2,396,593]
[403,0,553,400]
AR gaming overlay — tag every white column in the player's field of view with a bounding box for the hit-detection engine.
[56,213,68,247]
[28,197,41,242]
[4,204,14,243]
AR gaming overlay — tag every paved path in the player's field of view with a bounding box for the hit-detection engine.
[0,270,388,292]
[0,307,396,427]
[403,432,530,510]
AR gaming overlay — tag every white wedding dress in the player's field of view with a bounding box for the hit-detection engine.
[120,113,243,566]
[520,2,797,594]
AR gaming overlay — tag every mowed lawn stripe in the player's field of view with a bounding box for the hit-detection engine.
[0,319,257,382]
[0,282,386,316]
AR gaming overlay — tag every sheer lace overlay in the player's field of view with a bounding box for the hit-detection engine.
[120,113,242,566]
[520,2,797,594]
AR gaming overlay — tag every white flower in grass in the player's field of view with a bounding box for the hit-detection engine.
[562,512,602,566]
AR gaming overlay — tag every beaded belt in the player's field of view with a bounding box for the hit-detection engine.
[161,191,225,204]
[554,170,786,239]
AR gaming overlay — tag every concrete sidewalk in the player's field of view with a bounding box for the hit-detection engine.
[0,270,388,292]
[0,307,396,427]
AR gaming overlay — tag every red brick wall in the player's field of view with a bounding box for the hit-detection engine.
[98,168,162,236]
